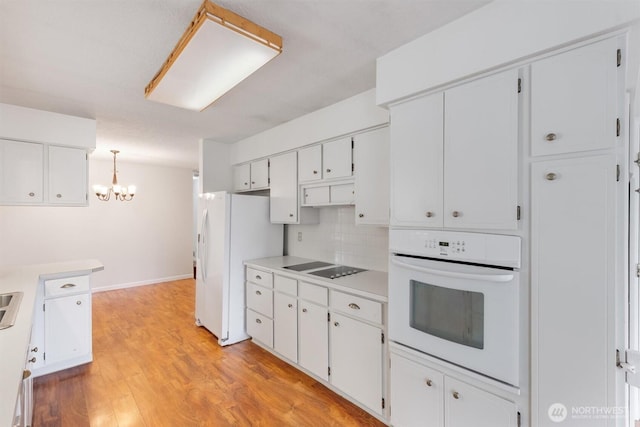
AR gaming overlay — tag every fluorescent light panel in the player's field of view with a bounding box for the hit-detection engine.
[145,1,282,111]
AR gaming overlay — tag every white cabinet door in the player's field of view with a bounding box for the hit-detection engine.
[354,127,390,225]
[444,69,519,230]
[390,352,444,427]
[48,146,87,205]
[44,293,91,365]
[233,164,250,191]
[298,300,328,381]
[274,292,297,363]
[531,38,618,157]
[298,145,322,183]
[269,152,298,223]
[0,139,44,203]
[390,93,443,227]
[444,376,516,427]
[323,138,352,180]
[250,159,269,189]
[329,312,383,415]
[531,155,616,426]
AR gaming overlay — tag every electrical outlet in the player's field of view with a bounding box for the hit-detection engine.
[297,232,303,242]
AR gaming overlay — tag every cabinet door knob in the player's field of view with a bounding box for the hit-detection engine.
[28,357,36,364]
[76,300,82,305]
[30,347,38,353]
[358,213,364,218]
[326,168,332,173]
[334,322,340,327]
[302,308,308,313]
[289,213,294,217]
[425,379,433,387]
[288,303,293,308]
[255,318,262,324]
[256,290,262,296]
[425,211,433,218]
[28,192,35,197]
[545,172,558,181]
[313,170,318,174]
[545,132,557,141]
[452,391,460,399]
[56,193,62,198]
[244,182,248,186]
[251,181,255,185]
[348,303,360,310]
[452,211,461,218]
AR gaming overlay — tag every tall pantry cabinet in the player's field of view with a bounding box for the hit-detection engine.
[530,36,625,427]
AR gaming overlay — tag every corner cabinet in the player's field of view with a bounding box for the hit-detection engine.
[233,159,269,192]
[0,139,88,206]
[390,68,519,230]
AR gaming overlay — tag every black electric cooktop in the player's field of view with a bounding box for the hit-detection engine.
[308,265,367,279]
[283,261,333,272]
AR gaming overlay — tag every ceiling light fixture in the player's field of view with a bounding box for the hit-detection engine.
[93,150,136,202]
[144,0,283,111]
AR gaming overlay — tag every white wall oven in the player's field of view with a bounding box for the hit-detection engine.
[389,229,521,387]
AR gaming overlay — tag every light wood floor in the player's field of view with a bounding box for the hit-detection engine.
[32,279,385,427]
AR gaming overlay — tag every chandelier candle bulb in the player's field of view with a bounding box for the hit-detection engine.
[94,150,136,202]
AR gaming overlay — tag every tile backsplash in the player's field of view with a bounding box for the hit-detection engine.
[285,206,389,272]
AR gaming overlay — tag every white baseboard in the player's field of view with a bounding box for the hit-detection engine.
[92,274,193,293]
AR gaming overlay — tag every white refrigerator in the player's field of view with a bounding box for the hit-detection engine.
[196,191,283,346]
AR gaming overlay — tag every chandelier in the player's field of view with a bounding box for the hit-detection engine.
[93,150,136,201]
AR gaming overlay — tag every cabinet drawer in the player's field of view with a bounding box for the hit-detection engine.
[303,186,330,205]
[330,290,382,324]
[274,275,297,296]
[299,281,328,306]
[246,267,273,288]
[246,283,273,317]
[246,308,273,347]
[44,275,90,297]
[330,183,354,204]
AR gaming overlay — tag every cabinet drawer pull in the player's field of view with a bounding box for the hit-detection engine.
[28,357,36,364]
[452,211,461,218]
[287,303,293,308]
[76,300,82,305]
[358,213,364,218]
[56,193,62,198]
[425,379,433,387]
[61,283,76,289]
[425,211,433,218]
[545,132,557,141]
[545,172,558,181]
[255,275,262,280]
[302,308,308,313]
[255,318,262,324]
[255,290,262,296]
[452,391,460,399]
[348,303,360,310]
[28,192,35,197]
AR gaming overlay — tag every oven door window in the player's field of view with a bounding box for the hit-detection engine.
[410,280,484,349]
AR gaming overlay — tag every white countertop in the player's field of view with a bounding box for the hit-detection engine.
[244,256,388,302]
[0,259,103,427]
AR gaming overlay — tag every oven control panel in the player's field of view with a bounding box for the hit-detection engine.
[390,229,521,268]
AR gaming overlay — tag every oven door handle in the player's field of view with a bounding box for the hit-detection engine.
[391,257,514,283]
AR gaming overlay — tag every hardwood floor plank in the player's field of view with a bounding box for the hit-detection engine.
[33,279,386,426]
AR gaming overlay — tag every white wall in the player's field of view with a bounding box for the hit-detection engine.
[377,0,640,105]
[230,89,388,165]
[0,158,193,290]
[286,206,389,272]
[200,139,232,193]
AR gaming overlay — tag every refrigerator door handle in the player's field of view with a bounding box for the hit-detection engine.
[200,208,208,280]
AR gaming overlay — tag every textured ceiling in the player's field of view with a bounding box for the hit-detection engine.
[0,0,490,168]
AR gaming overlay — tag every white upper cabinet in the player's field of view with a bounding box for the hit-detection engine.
[298,145,323,183]
[250,159,269,189]
[48,146,87,205]
[354,127,390,225]
[443,69,519,230]
[0,139,44,204]
[390,68,519,230]
[233,163,250,191]
[531,38,618,157]
[299,138,353,184]
[322,137,352,180]
[269,152,298,223]
[390,93,443,227]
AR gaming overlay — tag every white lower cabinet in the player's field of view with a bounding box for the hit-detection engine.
[273,292,297,363]
[329,312,383,415]
[390,349,517,427]
[298,298,329,381]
